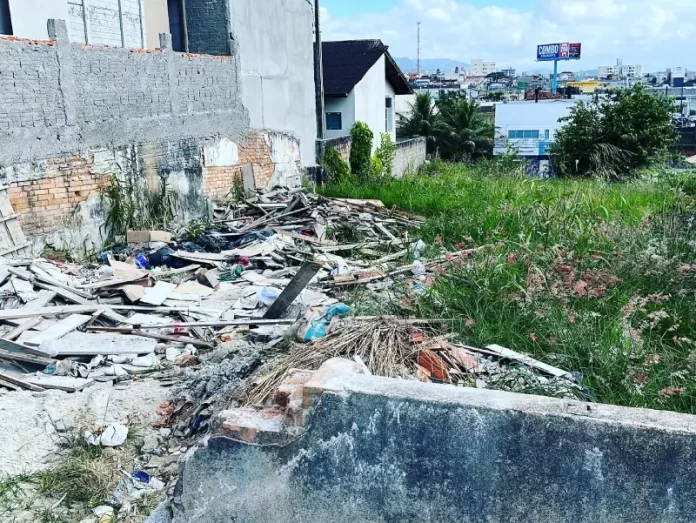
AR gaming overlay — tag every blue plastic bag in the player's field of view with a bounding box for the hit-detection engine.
[303,303,352,342]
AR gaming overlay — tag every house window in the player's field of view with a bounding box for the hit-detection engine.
[326,112,342,131]
[544,129,550,140]
[385,97,394,133]
[0,0,12,35]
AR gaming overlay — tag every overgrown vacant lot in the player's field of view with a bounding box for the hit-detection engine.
[322,160,696,414]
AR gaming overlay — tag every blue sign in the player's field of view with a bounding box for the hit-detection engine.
[537,42,581,62]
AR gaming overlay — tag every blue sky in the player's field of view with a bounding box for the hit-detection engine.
[320,0,695,72]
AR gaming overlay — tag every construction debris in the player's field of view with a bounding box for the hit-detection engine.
[0,187,587,440]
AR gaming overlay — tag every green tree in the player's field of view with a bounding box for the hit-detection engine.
[397,92,439,154]
[349,122,374,179]
[374,133,396,177]
[322,146,351,182]
[550,85,678,178]
[434,93,494,161]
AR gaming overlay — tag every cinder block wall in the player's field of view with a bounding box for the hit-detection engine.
[394,137,427,177]
[0,21,302,254]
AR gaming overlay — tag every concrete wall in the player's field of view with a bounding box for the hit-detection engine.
[170,359,696,523]
[354,55,388,151]
[229,0,317,167]
[324,92,355,141]
[0,20,302,253]
[144,0,169,49]
[7,0,68,40]
[394,137,426,177]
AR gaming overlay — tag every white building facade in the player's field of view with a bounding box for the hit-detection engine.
[493,99,580,175]
[471,59,496,77]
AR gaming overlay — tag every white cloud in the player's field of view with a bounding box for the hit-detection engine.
[320,0,696,72]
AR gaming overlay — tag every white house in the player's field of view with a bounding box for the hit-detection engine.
[493,99,580,174]
[322,39,413,151]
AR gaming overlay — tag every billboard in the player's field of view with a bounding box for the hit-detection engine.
[537,42,582,62]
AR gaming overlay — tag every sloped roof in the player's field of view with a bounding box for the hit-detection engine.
[321,39,413,97]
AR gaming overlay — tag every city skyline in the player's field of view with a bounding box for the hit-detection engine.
[320,0,696,72]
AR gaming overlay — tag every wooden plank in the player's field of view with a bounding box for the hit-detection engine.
[79,274,150,290]
[87,318,296,330]
[375,222,397,241]
[3,316,42,341]
[0,373,45,392]
[485,344,570,378]
[140,281,177,306]
[3,291,57,327]
[0,242,31,258]
[37,331,157,356]
[30,266,95,299]
[33,282,128,324]
[0,348,53,367]
[11,277,37,303]
[25,375,93,392]
[264,262,323,320]
[85,327,215,349]
[0,336,57,357]
[25,314,93,346]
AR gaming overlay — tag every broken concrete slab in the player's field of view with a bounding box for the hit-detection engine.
[171,358,696,523]
[37,332,157,357]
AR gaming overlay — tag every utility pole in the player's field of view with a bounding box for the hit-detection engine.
[417,22,421,74]
[314,0,325,142]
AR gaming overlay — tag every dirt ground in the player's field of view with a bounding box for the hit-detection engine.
[0,379,170,478]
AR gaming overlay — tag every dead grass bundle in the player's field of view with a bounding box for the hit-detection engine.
[246,318,429,405]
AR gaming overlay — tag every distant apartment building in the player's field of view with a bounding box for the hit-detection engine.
[598,59,642,79]
[470,59,496,77]
[500,67,516,77]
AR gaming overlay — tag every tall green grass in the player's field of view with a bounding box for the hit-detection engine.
[321,160,696,413]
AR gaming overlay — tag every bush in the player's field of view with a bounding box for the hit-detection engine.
[550,85,678,178]
[374,133,396,177]
[322,146,351,182]
[350,122,374,178]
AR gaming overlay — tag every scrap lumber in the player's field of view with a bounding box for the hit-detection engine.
[0,337,55,358]
[34,282,129,324]
[0,348,53,367]
[25,375,93,392]
[87,318,297,331]
[25,314,93,346]
[0,305,103,321]
[37,332,157,356]
[485,344,570,378]
[264,262,323,320]
[0,372,45,392]
[3,316,42,341]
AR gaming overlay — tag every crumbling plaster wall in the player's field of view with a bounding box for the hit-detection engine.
[228,0,318,167]
[0,20,302,254]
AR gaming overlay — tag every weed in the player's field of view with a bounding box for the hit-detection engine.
[321,160,696,414]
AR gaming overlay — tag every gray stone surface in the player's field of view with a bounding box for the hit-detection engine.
[0,19,249,166]
[172,370,696,523]
[394,137,427,177]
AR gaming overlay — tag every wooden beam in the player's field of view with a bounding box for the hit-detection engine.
[0,372,45,392]
[264,262,322,320]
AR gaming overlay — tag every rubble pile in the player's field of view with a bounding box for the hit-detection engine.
[0,186,585,414]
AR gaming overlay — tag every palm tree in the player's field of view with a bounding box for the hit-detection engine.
[435,95,494,161]
[397,92,439,154]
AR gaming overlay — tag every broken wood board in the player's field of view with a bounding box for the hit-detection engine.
[34,282,129,324]
[25,314,93,346]
[108,259,148,279]
[33,331,157,357]
[0,186,31,260]
[30,266,94,299]
[88,318,296,330]
[264,262,323,319]
[11,277,37,303]
[3,290,57,326]
[3,316,42,341]
[485,344,570,378]
[175,280,214,297]
[140,281,177,306]
[0,337,56,358]
[80,274,151,290]
[0,347,53,367]
[0,372,45,392]
[25,375,93,392]
[85,327,215,349]
[173,251,228,262]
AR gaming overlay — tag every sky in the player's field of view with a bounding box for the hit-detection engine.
[320,0,696,73]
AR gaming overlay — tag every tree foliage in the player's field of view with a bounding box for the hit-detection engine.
[349,122,374,179]
[374,133,396,177]
[550,85,678,178]
[398,91,494,161]
[397,92,439,154]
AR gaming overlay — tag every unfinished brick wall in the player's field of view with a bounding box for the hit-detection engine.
[7,155,108,236]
